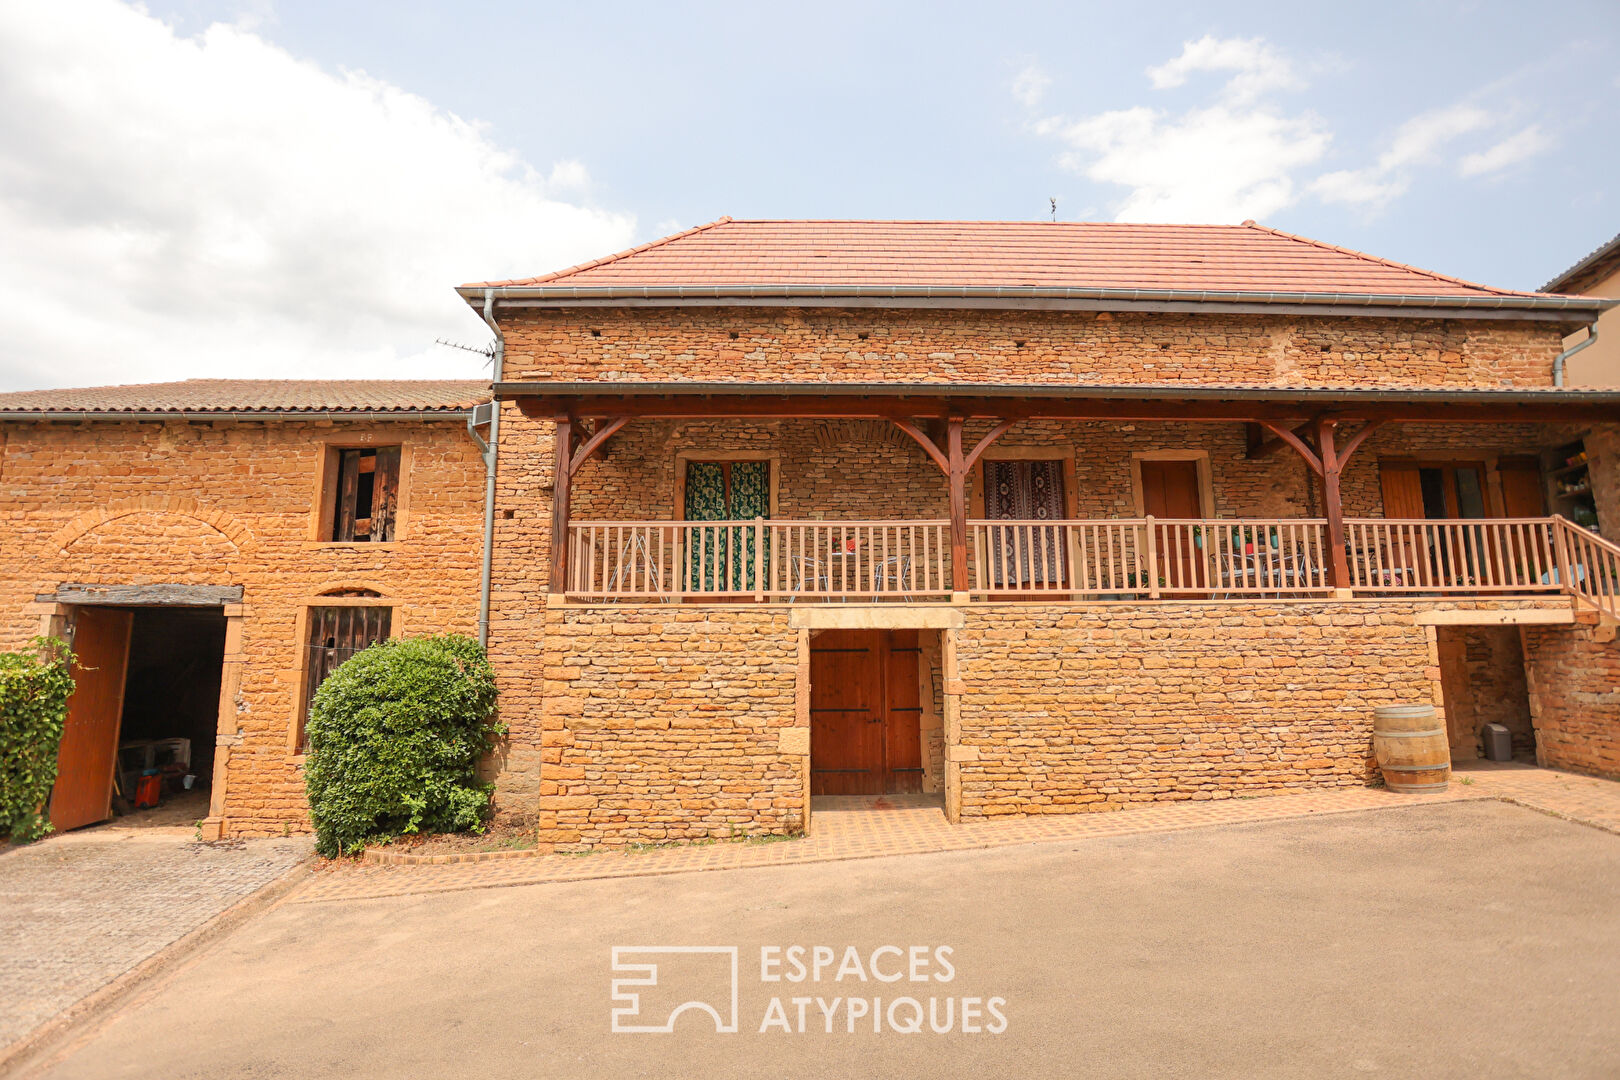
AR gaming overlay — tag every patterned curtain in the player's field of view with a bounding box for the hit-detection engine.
[684,461,770,592]
[986,460,1067,587]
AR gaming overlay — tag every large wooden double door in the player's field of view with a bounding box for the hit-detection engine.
[809,630,923,796]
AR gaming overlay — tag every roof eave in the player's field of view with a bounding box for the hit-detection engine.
[457,283,1612,321]
[0,408,480,423]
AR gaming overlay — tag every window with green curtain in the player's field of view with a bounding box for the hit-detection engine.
[684,461,769,592]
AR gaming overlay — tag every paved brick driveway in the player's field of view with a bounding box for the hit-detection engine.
[293,762,1620,904]
[0,829,308,1052]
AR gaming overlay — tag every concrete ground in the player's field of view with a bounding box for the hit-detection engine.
[15,800,1620,1079]
[0,829,308,1054]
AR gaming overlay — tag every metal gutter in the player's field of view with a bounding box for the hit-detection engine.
[475,288,504,648]
[1553,324,1599,388]
[460,282,1615,317]
[0,408,477,422]
[491,380,1620,406]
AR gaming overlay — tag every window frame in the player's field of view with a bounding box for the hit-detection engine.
[287,593,404,757]
[308,437,412,545]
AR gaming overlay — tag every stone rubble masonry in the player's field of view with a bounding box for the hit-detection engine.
[0,418,485,837]
[497,307,1567,389]
[526,592,1588,848]
[535,605,802,851]
[1523,622,1620,780]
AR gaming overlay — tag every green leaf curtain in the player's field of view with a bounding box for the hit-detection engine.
[684,461,769,592]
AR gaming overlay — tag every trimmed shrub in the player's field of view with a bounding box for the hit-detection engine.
[0,637,76,843]
[304,634,501,858]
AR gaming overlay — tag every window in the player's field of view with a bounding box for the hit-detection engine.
[329,446,401,542]
[297,605,392,750]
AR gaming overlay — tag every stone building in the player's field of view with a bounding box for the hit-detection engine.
[4,220,1619,844]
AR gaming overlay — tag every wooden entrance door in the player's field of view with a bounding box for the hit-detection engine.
[1140,459,1206,590]
[809,630,922,795]
[49,607,133,831]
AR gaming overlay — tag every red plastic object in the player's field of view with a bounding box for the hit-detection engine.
[134,773,162,810]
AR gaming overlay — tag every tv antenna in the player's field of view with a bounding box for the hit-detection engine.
[436,338,498,366]
[1050,197,1057,221]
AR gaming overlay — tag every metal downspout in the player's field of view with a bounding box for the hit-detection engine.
[1553,323,1599,387]
[476,288,504,647]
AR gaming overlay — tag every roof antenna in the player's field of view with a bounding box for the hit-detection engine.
[1050,197,1058,222]
[436,338,498,367]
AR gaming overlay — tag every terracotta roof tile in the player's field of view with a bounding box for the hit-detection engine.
[463,218,1544,298]
[0,379,490,415]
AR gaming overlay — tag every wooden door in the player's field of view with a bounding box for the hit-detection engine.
[1140,459,1206,590]
[49,607,133,831]
[883,631,924,793]
[809,630,922,795]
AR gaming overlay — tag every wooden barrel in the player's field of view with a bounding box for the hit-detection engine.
[1373,704,1450,793]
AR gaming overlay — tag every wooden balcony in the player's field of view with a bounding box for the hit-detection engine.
[563,515,1620,617]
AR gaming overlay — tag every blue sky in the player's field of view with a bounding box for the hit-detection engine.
[1,1,1616,388]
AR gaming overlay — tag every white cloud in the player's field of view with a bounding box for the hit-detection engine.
[1031,36,1326,223]
[1145,35,1299,104]
[0,0,636,390]
[546,159,592,192]
[1037,105,1327,222]
[1012,63,1052,108]
[1459,124,1553,177]
[1311,104,1494,208]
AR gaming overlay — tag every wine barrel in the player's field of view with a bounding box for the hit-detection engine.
[1372,704,1450,793]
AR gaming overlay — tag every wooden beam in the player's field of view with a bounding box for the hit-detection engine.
[568,417,629,476]
[1247,416,1321,460]
[511,393,1620,425]
[891,419,950,474]
[551,416,573,593]
[1316,417,1352,590]
[1336,418,1385,466]
[1257,420,1324,477]
[946,419,969,593]
[962,419,1018,472]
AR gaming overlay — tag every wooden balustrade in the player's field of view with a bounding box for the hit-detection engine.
[564,515,1615,612]
[567,520,951,600]
[1343,518,1567,594]
[1555,516,1620,620]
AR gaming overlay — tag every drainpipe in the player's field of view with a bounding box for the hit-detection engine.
[1553,323,1598,388]
[475,288,504,647]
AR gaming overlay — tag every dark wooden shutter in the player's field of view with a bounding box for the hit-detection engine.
[300,606,393,748]
[1378,460,1425,518]
[371,446,402,541]
[333,450,362,540]
[1497,457,1545,518]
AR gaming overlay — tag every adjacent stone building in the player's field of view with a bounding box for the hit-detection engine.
[5,220,1619,844]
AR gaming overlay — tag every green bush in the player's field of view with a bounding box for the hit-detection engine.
[304,634,501,858]
[0,637,75,843]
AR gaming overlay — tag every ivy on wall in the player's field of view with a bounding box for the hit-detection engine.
[0,637,75,843]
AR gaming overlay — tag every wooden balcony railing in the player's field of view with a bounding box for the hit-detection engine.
[566,520,951,600]
[563,515,1619,615]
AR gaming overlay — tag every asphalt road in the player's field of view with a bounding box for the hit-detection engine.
[19,801,1620,1079]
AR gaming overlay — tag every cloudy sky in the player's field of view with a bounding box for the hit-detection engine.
[1,0,1616,390]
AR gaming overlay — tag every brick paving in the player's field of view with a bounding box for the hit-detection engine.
[290,766,1620,906]
[1451,761,1620,834]
[291,785,1476,904]
[0,830,309,1050]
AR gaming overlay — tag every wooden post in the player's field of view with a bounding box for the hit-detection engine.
[1145,516,1159,599]
[1316,416,1352,591]
[551,415,572,593]
[947,418,968,595]
[754,516,765,602]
